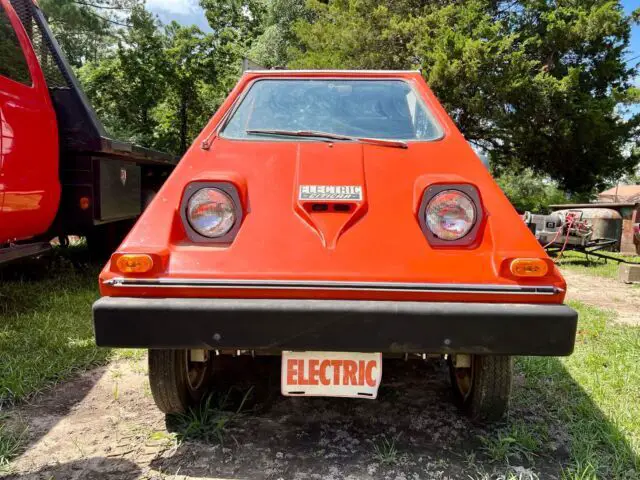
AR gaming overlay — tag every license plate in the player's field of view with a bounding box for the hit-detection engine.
[281,351,382,399]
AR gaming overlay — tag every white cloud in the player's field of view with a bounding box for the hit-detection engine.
[145,0,198,15]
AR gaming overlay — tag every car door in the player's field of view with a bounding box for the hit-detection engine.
[0,0,59,243]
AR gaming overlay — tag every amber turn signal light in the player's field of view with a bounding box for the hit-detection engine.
[115,254,154,273]
[510,258,548,277]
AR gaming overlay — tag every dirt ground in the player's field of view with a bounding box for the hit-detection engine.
[561,270,640,325]
[2,268,637,480]
[4,358,550,480]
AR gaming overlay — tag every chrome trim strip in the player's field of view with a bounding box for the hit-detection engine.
[103,278,563,295]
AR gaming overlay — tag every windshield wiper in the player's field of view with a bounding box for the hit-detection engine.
[245,129,408,149]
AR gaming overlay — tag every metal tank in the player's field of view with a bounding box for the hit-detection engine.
[554,208,622,242]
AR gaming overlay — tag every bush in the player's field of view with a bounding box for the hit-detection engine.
[496,168,568,214]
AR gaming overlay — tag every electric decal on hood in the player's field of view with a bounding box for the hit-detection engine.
[299,185,363,201]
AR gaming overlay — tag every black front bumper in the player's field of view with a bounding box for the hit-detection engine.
[93,297,577,356]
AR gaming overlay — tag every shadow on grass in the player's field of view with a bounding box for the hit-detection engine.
[150,356,638,479]
[1,245,110,467]
[0,245,100,316]
[0,366,111,471]
[2,456,140,479]
[0,244,105,403]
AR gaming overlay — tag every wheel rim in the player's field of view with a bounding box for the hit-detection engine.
[184,351,209,392]
[452,356,474,401]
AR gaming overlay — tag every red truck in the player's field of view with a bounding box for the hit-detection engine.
[0,0,176,264]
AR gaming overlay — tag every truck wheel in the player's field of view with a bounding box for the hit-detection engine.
[449,354,512,422]
[148,349,212,414]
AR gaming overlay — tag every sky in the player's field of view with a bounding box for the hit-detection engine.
[145,0,211,31]
[146,0,639,73]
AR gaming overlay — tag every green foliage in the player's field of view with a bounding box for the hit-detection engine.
[157,22,232,152]
[38,0,640,189]
[289,0,640,195]
[0,420,26,471]
[39,0,141,67]
[248,0,314,68]
[496,168,568,213]
[36,1,242,155]
[172,387,254,445]
[75,7,237,154]
[372,436,399,465]
[199,0,266,49]
[78,6,168,146]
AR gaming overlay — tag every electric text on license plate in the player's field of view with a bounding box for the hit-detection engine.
[281,351,382,399]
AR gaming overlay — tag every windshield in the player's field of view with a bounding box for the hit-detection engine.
[220,79,443,141]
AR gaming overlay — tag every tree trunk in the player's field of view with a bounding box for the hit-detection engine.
[180,90,188,154]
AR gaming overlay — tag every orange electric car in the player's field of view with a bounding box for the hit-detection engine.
[93,70,577,421]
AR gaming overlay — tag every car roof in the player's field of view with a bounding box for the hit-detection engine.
[241,70,422,80]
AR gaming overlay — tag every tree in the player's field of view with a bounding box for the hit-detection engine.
[248,0,313,68]
[199,0,266,49]
[78,6,236,155]
[154,22,235,153]
[40,0,140,67]
[78,6,169,146]
[289,0,640,196]
[496,168,569,213]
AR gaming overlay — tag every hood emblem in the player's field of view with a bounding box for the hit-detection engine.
[120,167,127,186]
[299,185,362,201]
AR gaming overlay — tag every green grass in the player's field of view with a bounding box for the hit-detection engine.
[372,436,399,465]
[481,301,640,478]
[0,247,111,467]
[554,250,640,280]
[479,420,545,465]
[0,420,25,472]
[0,247,107,406]
[170,387,254,445]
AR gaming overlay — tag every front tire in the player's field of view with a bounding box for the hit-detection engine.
[449,354,512,422]
[148,349,212,414]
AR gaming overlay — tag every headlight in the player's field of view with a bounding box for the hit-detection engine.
[187,188,236,238]
[425,190,476,240]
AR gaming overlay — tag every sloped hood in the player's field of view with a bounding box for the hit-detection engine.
[100,134,567,304]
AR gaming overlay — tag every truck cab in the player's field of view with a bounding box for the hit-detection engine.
[0,0,177,263]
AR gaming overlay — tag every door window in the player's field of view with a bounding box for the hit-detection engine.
[0,4,31,85]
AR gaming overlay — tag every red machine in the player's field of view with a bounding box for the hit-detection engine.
[94,70,578,421]
[0,0,176,263]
